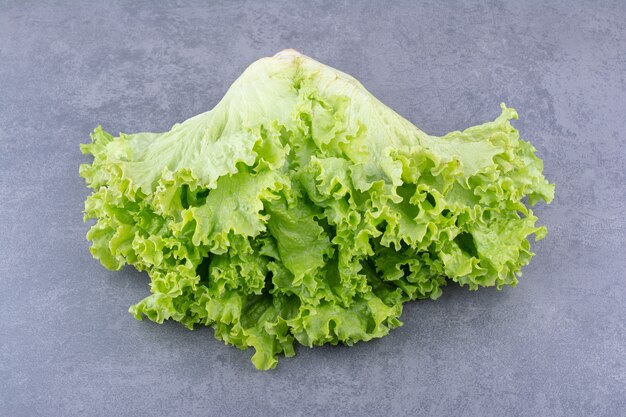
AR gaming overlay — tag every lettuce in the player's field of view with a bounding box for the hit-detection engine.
[80,50,554,370]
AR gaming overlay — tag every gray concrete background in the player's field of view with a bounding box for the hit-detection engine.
[1,1,625,416]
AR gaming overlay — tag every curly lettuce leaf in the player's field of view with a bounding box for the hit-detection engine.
[81,50,553,370]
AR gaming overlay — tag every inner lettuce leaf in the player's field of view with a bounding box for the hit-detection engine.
[80,50,554,370]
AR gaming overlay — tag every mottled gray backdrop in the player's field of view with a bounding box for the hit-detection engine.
[1,1,624,416]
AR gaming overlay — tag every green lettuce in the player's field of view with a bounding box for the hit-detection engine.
[80,50,554,370]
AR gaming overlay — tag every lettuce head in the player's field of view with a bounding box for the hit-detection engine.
[80,50,554,369]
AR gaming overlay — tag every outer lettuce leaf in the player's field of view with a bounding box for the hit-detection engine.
[81,50,553,369]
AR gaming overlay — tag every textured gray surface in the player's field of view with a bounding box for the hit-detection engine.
[1,1,625,416]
